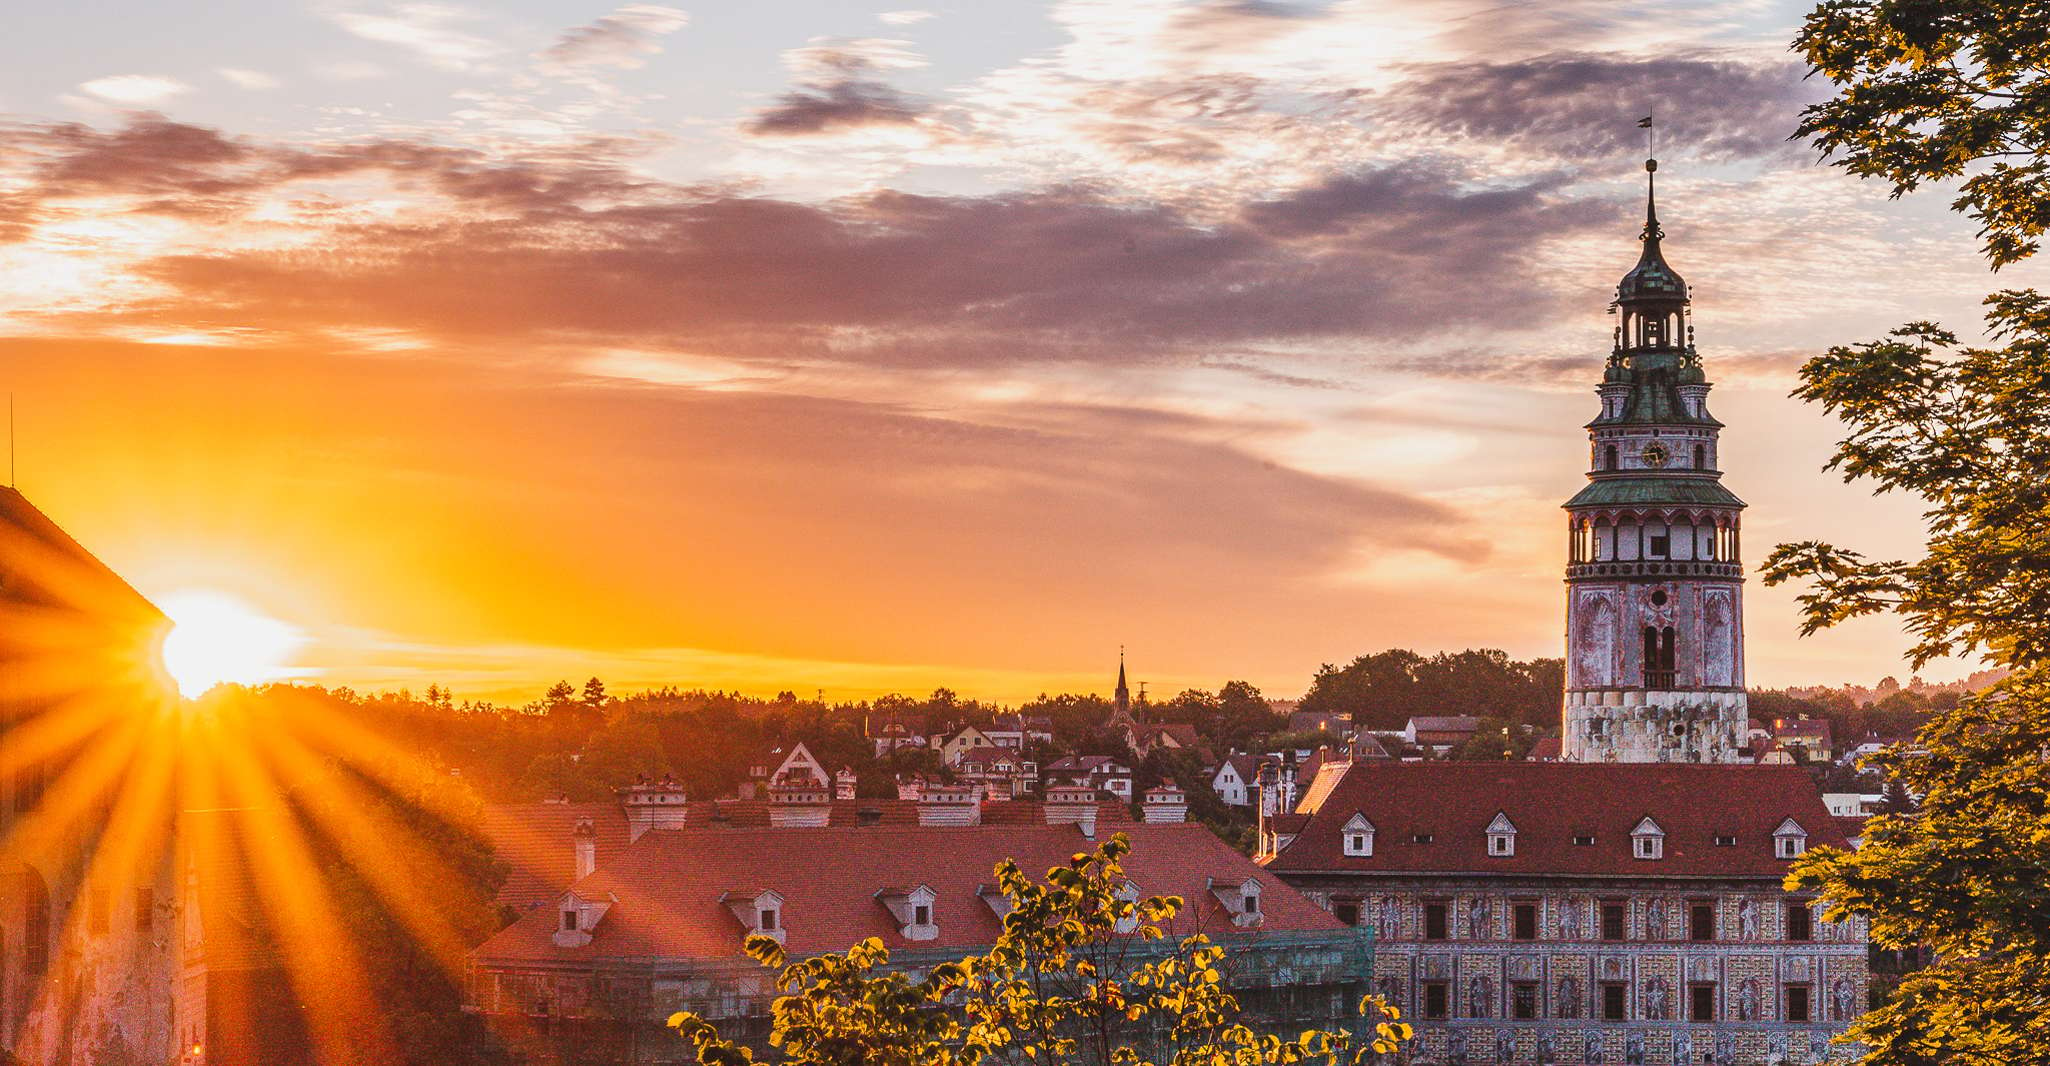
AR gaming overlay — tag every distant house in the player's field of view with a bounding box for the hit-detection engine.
[1129,720,1202,758]
[1044,754,1134,799]
[868,713,930,757]
[955,748,1038,800]
[746,742,829,796]
[983,713,1054,750]
[1839,732,1909,767]
[1348,734,1394,761]
[1289,709,1349,736]
[1771,717,1835,762]
[1525,736,1562,762]
[1402,715,1480,754]
[937,725,998,767]
[1209,753,1259,807]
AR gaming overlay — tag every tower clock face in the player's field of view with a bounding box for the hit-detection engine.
[1641,442,1669,468]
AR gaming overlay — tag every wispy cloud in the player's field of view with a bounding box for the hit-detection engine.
[746,38,930,137]
[323,2,499,70]
[879,9,934,25]
[78,74,191,106]
[537,4,689,75]
[216,68,281,90]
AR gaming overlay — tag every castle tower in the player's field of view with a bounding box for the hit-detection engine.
[1561,157,1747,763]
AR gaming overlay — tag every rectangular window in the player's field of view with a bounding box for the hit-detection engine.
[1787,986,1811,1023]
[1649,533,1670,557]
[1573,834,1596,845]
[1690,984,1716,1023]
[1601,982,1626,1021]
[914,904,932,925]
[758,908,778,931]
[1787,902,1813,942]
[1411,833,1434,844]
[1423,982,1448,1020]
[1333,899,1361,927]
[562,909,579,932]
[1512,982,1539,1020]
[1424,902,1448,941]
[1600,902,1626,940]
[1513,902,1538,941]
[1714,835,1737,847]
[134,887,154,932]
[1690,902,1716,942]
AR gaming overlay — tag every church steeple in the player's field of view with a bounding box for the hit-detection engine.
[1113,649,1130,717]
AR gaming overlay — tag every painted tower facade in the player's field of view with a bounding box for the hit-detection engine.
[1562,159,1747,763]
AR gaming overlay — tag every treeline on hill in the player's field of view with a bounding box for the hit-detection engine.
[1296,648,1565,730]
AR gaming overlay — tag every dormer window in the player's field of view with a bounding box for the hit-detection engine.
[721,889,785,943]
[1774,818,1809,858]
[1631,816,1665,860]
[1113,881,1140,933]
[1342,813,1375,857]
[876,885,939,941]
[1210,877,1264,928]
[552,890,614,948]
[1485,812,1517,857]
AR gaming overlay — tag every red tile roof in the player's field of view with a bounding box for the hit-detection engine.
[1264,762,1847,879]
[474,823,1339,964]
[480,799,1133,910]
[1527,737,1562,761]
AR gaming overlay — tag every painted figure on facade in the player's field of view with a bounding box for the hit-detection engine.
[1737,978,1759,1021]
[1468,976,1493,1019]
[1556,975,1581,1019]
[1834,977,1856,1021]
[1556,898,1581,939]
[1495,1028,1513,1063]
[1447,1028,1468,1065]
[1537,1028,1557,1065]
[1376,976,1400,1004]
[1675,1029,1692,1063]
[1739,897,1759,940]
[1645,897,1666,939]
[1380,896,1401,937]
[1625,1029,1646,1065]
[1583,1030,1603,1066]
[1716,1031,1735,1065]
[1642,977,1670,1021]
[1469,896,1488,939]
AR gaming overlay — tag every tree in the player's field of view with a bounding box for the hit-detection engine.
[1795,0,2050,268]
[543,680,577,708]
[582,676,607,706]
[667,833,1408,1066]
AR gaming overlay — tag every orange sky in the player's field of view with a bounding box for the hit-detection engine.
[0,1,2018,704]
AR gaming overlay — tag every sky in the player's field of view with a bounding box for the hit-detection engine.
[0,0,2025,705]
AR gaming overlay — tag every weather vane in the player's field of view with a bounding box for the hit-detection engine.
[1639,112,1655,160]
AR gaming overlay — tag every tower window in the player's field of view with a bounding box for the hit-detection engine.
[1603,445,1617,470]
[1648,532,1669,557]
[1694,444,1706,468]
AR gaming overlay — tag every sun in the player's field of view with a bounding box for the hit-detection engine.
[158,589,308,697]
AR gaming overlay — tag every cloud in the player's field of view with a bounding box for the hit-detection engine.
[878,10,934,25]
[746,38,930,137]
[216,68,280,91]
[324,3,499,70]
[1381,52,1815,163]
[537,4,689,75]
[78,75,191,106]
[0,117,1619,373]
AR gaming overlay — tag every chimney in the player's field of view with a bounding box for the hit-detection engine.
[1044,785,1098,839]
[856,805,884,827]
[1141,784,1187,824]
[768,779,834,828]
[917,783,982,827]
[618,777,689,842]
[572,818,597,881]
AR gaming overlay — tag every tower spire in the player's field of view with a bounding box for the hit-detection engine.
[1643,157,1663,245]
